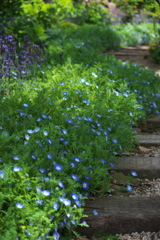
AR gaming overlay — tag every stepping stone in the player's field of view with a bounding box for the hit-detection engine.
[77,196,160,235]
[115,157,160,178]
[135,135,160,146]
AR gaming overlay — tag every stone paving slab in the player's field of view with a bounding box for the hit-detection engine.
[77,196,160,235]
[115,157,160,178]
[135,134,160,146]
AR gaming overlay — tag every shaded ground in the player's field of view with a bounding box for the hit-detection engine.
[105,46,160,76]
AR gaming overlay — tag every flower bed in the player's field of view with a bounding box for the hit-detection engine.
[0,25,160,239]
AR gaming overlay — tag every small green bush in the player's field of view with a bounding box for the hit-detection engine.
[149,41,160,63]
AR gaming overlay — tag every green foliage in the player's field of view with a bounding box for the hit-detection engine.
[113,22,158,46]
[0,0,22,17]
[71,1,110,25]
[112,0,160,22]
[149,41,160,63]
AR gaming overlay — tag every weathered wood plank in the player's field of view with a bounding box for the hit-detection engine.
[115,157,160,178]
[77,197,160,235]
[147,115,160,125]
[135,135,160,146]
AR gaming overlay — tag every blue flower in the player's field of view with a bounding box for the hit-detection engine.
[38,167,47,174]
[93,210,98,216]
[82,99,90,104]
[112,139,118,143]
[109,162,115,168]
[62,97,68,100]
[126,184,132,192]
[101,159,107,164]
[12,166,22,172]
[85,176,91,180]
[75,200,82,207]
[73,157,82,163]
[92,72,98,77]
[81,219,88,227]
[71,174,79,181]
[36,187,42,193]
[35,140,44,147]
[61,129,68,134]
[59,197,71,206]
[52,202,60,210]
[43,176,51,181]
[25,134,30,140]
[77,116,83,121]
[63,140,69,145]
[71,193,79,201]
[58,181,65,188]
[42,114,48,119]
[108,127,112,131]
[22,103,28,107]
[13,156,20,161]
[0,170,5,179]
[54,164,64,171]
[46,138,54,145]
[15,203,24,209]
[43,130,48,136]
[91,128,97,133]
[34,127,40,132]
[27,129,34,134]
[19,111,27,117]
[35,118,42,122]
[69,161,77,168]
[71,219,77,225]
[60,136,65,142]
[42,190,51,196]
[46,153,53,160]
[123,92,128,97]
[52,231,60,240]
[66,119,74,125]
[30,154,37,160]
[96,114,102,118]
[35,200,44,205]
[82,181,89,190]
[131,171,138,177]
[103,131,108,136]
[62,92,68,95]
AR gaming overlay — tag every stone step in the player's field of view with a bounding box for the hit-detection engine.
[77,196,160,235]
[135,134,160,146]
[115,157,160,178]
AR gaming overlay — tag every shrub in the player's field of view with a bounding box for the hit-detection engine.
[149,41,160,63]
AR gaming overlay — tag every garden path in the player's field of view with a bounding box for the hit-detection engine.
[105,45,160,76]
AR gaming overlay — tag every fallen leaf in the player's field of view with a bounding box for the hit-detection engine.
[138,146,153,152]
[89,197,95,201]
[137,154,145,157]
[136,127,141,133]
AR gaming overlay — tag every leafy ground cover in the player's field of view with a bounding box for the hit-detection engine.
[1,18,160,240]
